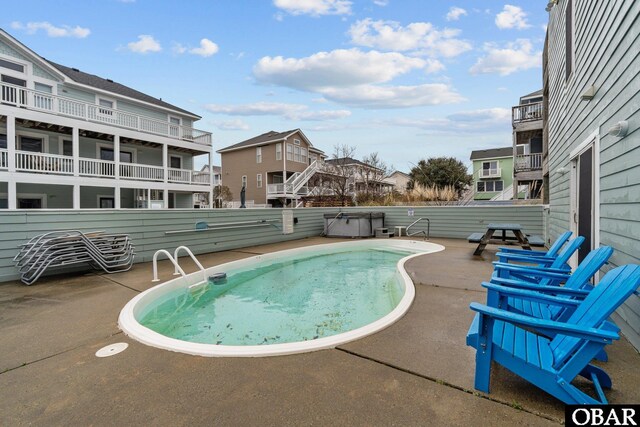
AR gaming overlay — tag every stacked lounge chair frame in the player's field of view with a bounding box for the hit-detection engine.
[14,230,135,285]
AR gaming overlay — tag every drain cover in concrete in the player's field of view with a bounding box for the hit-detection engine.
[96,342,128,357]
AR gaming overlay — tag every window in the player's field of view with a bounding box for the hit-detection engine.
[0,134,6,150]
[169,117,181,125]
[276,143,282,160]
[18,198,43,209]
[301,147,308,164]
[256,147,262,164]
[241,175,247,188]
[170,155,182,169]
[0,58,24,73]
[477,180,504,192]
[100,148,133,163]
[481,161,498,177]
[310,154,317,164]
[34,83,52,93]
[294,139,301,145]
[286,143,293,161]
[294,145,301,162]
[34,82,53,110]
[98,98,114,115]
[256,173,263,188]
[99,197,115,209]
[565,0,574,81]
[1,75,27,104]
[62,140,73,156]
[19,136,43,153]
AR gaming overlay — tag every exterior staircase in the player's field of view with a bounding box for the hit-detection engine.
[268,160,321,207]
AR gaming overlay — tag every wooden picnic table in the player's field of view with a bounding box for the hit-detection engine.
[471,223,531,256]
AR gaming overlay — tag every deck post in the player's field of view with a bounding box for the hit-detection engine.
[114,185,121,209]
[7,180,16,210]
[7,114,15,173]
[73,184,80,209]
[208,149,214,209]
[72,127,79,177]
[114,135,120,179]
[162,144,168,184]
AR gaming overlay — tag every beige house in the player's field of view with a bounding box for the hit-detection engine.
[383,170,411,194]
[217,129,325,207]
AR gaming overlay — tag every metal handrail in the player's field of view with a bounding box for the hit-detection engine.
[152,250,186,282]
[321,212,344,236]
[406,217,430,240]
[173,246,206,283]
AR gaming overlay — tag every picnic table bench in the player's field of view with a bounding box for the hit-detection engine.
[468,223,543,256]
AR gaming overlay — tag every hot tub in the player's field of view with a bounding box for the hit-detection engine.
[323,212,385,238]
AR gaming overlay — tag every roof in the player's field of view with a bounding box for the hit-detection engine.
[46,61,200,118]
[387,170,410,178]
[200,165,221,174]
[326,157,385,172]
[469,147,513,160]
[520,89,543,103]
[217,129,325,154]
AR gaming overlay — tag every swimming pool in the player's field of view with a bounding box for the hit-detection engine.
[119,240,444,357]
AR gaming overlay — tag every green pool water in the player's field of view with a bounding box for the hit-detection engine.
[138,248,411,346]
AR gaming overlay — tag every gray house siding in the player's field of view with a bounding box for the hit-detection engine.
[547,0,640,348]
[0,39,59,81]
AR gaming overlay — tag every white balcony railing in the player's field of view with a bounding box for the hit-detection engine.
[515,153,543,172]
[1,82,212,146]
[477,168,501,179]
[79,158,116,178]
[6,150,209,185]
[15,150,74,175]
[0,149,7,170]
[512,101,543,124]
[119,163,165,182]
[267,183,287,194]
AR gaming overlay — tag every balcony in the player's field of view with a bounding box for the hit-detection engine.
[477,168,501,179]
[514,153,543,172]
[0,82,212,147]
[512,101,543,125]
[0,149,210,186]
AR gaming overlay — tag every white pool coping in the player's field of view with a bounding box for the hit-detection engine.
[118,239,445,357]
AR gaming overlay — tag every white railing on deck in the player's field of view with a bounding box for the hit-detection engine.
[515,153,543,171]
[512,101,543,124]
[0,82,212,147]
[192,171,211,184]
[120,162,164,182]
[167,167,192,183]
[0,149,7,170]
[79,158,116,178]
[15,151,74,175]
[478,168,501,179]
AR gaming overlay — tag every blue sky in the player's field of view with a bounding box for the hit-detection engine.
[4,0,548,172]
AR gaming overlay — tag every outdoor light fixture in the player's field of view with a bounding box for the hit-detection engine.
[608,120,629,138]
[545,0,558,12]
[580,85,597,101]
[556,167,568,175]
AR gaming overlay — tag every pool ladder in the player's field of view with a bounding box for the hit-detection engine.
[152,246,207,283]
[406,217,430,240]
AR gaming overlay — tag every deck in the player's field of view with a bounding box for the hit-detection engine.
[1,237,638,425]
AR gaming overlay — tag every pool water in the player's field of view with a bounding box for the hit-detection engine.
[138,248,411,346]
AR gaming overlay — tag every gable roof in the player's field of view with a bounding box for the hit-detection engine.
[217,129,324,154]
[470,147,513,160]
[387,170,410,178]
[46,61,199,118]
[326,157,385,172]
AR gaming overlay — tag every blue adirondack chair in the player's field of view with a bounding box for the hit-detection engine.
[492,236,585,286]
[496,231,572,263]
[467,265,640,405]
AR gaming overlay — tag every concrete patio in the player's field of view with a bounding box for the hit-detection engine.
[1,237,638,426]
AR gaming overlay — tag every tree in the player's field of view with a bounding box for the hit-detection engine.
[212,185,233,208]
[357,152,389,200]
[318,143,358,205]
[409,157,471,195]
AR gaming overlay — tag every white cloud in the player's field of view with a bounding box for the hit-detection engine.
[470,39,541,75]
[446,7,467,21]
[387,107,510,132]
[254,48,425,90]
[373,0,388,6]
[189,38,219,57]
[319,83,465,108]
[213,119,250,131]
[348,19,471,57]
[11,21,90,38]
[127,35,161,54]
[273,0,352,16]
[424,58,445,74]
[204,102,351,121]
[495,5,530,30]
[172,43,187,54]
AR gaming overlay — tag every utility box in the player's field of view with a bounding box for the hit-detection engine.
[282,210,294,234]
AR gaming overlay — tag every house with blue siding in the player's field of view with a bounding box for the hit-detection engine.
[544,0,640,349]
[0,29,214,209]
